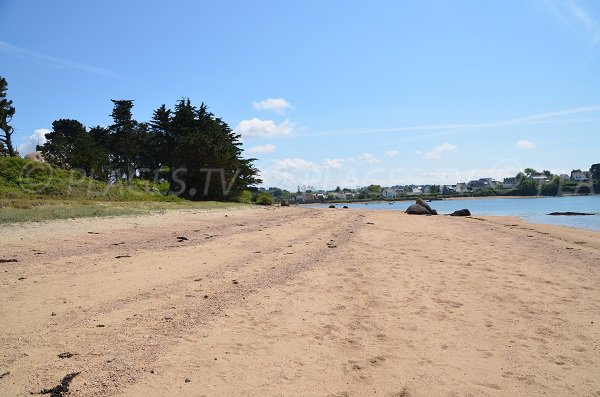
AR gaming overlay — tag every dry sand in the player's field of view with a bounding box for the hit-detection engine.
[1,206,599,396]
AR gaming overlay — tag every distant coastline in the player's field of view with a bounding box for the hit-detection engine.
[305,193,598,206]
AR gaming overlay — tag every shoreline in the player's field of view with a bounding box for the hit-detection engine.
[303,195,600,232]
[1,207,599,396]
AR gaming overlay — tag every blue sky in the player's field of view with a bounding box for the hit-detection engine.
[1,0,599,190]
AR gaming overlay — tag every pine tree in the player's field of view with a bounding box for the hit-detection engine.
[0,76,16,156]
[108,99,137,181]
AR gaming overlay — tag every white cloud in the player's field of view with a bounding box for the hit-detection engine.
[17,128,49,155]
[385,150,399,158]
[234,118,295,138]
[324,158,344,169]
[252,98,294,113]
[424,143,457,159]
[275,158,320,172]
[247,144,276,154]
[358,153,382,164]
[515,140,536,150]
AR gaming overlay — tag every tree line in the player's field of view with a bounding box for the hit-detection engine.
[0,76,261,201]
[512,167,599,196]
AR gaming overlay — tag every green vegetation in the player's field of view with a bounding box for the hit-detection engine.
[0,157,248,223]
[1,75,261,202]
[0,75,266,222]
[0,76,16,157]
[0,199,242,224]
[38,98,261,201]
[238,190,253,204]
[255,193,273,205]
[0,156,180,201]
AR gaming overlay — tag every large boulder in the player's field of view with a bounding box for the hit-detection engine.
[406,199,438,215]
[416,198,433,213]
[406,203,433,215]
[450,209,471,216]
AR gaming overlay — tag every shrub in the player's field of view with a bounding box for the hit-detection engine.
[255,193,273,205]
[238,190,252,204]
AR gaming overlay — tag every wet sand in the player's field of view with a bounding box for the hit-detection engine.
[1,207,599,396]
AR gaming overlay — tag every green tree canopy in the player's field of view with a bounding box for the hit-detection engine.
[0,76,16,156]
[41,119,108,177]
[590,164,600,181]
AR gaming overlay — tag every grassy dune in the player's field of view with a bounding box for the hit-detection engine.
[0,157,244,224]
[0,199,244,224]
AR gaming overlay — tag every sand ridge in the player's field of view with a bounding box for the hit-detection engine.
[1,207,599,396]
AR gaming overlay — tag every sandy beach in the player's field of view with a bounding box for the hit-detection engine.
[1,207,599,396]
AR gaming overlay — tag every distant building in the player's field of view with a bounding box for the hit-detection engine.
[409,187,422,195]
[381,188,398,199]
[502,177,518,189]
[455,183,468,193]
[442,185,456,194]
[571,170,590,182]
[468,178,495,190]
[532,174,549,184]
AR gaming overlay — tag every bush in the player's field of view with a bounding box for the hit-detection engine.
[255,193,273,205]
[238,190,252,204]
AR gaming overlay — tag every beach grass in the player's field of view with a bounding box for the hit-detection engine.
[0,199,246,224]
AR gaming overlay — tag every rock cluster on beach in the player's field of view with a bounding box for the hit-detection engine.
[406,199,472,217]
[406,198,438,215]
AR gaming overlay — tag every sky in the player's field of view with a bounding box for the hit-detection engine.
[1,0,599,190]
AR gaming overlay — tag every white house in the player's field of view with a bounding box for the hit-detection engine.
[571,170,590,182]
[532,174,549,184]
[381,188,398,199]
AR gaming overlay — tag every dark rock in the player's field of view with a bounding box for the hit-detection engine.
[328,205,336,208]
[450,209,471,216]
[0,259,18,263]
[416,198,434,213]
[343,205,349,209]
[57,352,74,359]
[406,204,432,215]
[548,212,594,216]
[407,199,438,215]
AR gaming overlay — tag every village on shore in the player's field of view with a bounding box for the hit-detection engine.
[259,168,598,204]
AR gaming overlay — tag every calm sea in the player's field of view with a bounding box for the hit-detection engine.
[309,196,600,231]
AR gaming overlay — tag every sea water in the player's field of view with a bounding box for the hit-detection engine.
[309,196,600,231]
